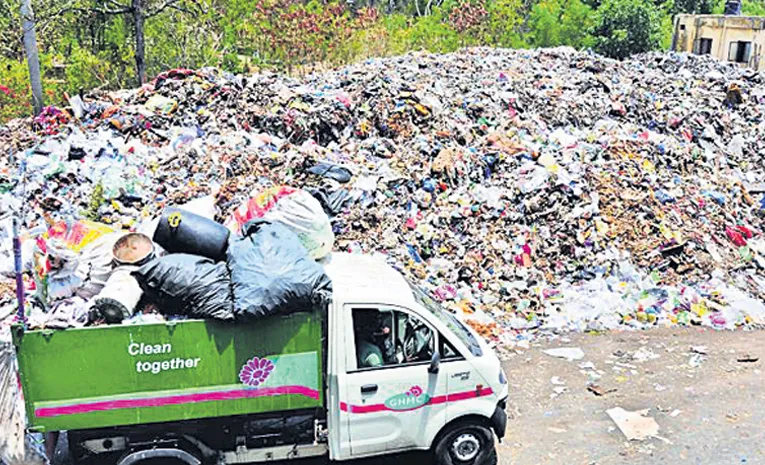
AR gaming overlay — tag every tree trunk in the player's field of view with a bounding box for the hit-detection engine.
[20,0,43,116]
[132,0,146,85]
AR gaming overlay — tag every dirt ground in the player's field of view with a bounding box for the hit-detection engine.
[498,327,765,465]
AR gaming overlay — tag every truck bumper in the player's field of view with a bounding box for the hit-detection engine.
[491,397,508,441]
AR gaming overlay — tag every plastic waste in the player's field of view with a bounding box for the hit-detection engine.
[228,187,334,260]
[133,254,234,320]
[227,220,332,321]
[154,208,230,262]
[93,267,143,323]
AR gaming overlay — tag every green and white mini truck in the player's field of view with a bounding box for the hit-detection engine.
[13,253,508,465]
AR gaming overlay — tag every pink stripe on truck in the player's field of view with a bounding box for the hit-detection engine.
[35,385,320,418]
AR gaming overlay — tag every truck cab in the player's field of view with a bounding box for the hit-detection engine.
[14,253,507,465]
[325,253,507,464]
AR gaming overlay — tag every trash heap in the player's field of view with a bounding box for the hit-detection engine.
[1,47,765,344]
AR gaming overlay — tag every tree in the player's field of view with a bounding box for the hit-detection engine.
[484,0,525,47]
[711,0,765,14]
[672,0,714,14]
[20,0,44,115]
[591,0,662,59]
[50,0,205,85]
[448,0,489,45]
[527,0,594,49]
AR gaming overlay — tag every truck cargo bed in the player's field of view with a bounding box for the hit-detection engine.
[12,313,324,432]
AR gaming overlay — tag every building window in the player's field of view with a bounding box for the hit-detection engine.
[680,25,686,31]
[699,38,713,55]
[729,41,752,63]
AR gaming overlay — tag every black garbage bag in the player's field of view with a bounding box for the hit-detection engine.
[306,162,353,183]
[227,219,332,321]
[132,254,234,320]
[307,187,352,218]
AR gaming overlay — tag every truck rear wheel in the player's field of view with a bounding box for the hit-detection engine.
[433,420,497,465]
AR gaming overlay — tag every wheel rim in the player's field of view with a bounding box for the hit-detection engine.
[451,432,481,462]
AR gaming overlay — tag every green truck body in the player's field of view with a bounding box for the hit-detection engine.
[12,312,324,433]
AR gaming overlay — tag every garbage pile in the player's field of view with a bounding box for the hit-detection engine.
[1,47,764,343]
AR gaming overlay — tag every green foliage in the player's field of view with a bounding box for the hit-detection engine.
[0,0,694,123]
[672,0,714,14]
[402,8,462,52]
[144,10,225,72]
[484,0,526,47]
[62,46,114,94]
[591,0,663,59]
[0,58,34,122]
[712,0,765,14]
[527,0,595,49]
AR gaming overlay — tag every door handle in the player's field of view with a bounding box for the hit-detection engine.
[361,384,378,394]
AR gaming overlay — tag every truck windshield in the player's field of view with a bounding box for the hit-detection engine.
[408,282,483,357]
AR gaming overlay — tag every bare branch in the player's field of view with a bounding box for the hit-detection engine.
[146,0,181,17]
[37,4,132,23]
[147,0,207,18]
[168,3,196,15]
[104,0,129,8]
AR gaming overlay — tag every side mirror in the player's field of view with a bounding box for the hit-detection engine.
[428,352,441,374]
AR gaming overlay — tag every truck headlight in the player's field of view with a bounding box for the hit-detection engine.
[499,369,507,385]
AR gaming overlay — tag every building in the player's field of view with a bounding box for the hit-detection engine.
[672,11,765,71]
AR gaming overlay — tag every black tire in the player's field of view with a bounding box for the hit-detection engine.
[433,420,497,465]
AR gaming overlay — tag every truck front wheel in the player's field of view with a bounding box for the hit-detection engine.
[433,420,497,465]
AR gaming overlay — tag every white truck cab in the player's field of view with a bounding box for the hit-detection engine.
[325,253,508,464]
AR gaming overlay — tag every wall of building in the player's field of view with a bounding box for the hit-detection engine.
[672,14,765,71]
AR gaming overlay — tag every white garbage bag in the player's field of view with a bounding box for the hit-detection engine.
[262,190,335,260]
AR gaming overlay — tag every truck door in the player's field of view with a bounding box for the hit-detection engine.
[342,306,448,457]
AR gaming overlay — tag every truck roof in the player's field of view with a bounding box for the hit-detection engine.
[323,253,417,308]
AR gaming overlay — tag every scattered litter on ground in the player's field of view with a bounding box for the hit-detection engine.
[606,407,661,441]
[689,353,706,368]
[551,386,567,398]
[587,384,616,396]
[690,345,709,355]
[547,427,568,434]
[632,347,661,363]
[544,347,586,361]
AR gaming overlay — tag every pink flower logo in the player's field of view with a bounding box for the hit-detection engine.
[407,385,424,397]
[239,357,275,387]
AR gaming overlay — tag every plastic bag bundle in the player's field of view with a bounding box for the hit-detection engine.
[133,254,234,320]
[227,219,332,321]
[227,187,334,260]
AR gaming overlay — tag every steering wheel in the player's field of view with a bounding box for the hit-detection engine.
[403,322,433,361]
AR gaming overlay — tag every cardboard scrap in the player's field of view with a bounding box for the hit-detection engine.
[606,407,660,441]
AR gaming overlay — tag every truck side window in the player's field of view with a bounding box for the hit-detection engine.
[352,308,435,370]
[396,311,435,364]
[440,337,461,360]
